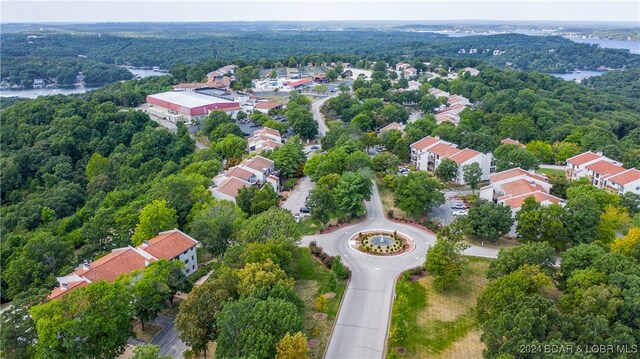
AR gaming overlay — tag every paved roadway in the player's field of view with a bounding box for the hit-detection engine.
[300,183,500,359]
[311,94,339,136]
[151,314,186,358]
[282,176,315,215]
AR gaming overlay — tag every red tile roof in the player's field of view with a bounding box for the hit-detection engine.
[490,168,547,184]
[380,122,403,132]
[447,148,480,164]
[253,127,281,138]
[72,248,151,283]
[586,160,625,177]
[48,281,88,300]
[501,138,525,148]
[215,177,251,198]
[566,151,602,166]
[429,143,461,157]
[287,78,313,87]
[410,136,441,150]
[225,166,255,181]
[499,179,547,197]
[503,191,563,210]
[607,168,640,186]
[241,155,274,172]
[255,101,285,110]
[138,229,198,260]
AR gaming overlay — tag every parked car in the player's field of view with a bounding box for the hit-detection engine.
[294,213,300,223]
[452,209,468,216]
[300,207,310,214]
[451,201,466,209]
[310,145,320,149]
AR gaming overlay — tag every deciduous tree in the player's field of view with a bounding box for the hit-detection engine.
[132,199,178,245]
[395,171,444,218]
[275,332,310,359]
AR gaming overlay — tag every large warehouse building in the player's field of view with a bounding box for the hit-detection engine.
[146,91,241,124]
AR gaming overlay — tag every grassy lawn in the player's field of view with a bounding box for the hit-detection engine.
[464,235,520,250]
[376,176,408,219]
[388,257,491,358]
[133,321,163,343]
[537,167,565,177]
[292,248,347,358]
[296,217,322,236]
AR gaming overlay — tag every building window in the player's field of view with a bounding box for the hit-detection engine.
[192,255,194,261]
[185,259,189,264]
[192,265,195,270]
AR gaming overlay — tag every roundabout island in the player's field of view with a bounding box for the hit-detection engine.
[350,230,415,256]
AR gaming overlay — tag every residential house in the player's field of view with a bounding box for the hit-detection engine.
[49,229,199,300]
[428,88,450,99]
[286,68,301,79]
[248,127,283,153]
[210,155,279,203]
[395,62,411,71]
[410,136,493,184]
[379,122,404,133]
[479,168,564,236]
[403,67,418,79]
[604,168,640,195]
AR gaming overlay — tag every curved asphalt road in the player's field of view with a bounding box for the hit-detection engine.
[300,183,500,359]
[311,94,339,136]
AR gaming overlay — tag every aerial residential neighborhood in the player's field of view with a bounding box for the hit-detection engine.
[2,2,640,359]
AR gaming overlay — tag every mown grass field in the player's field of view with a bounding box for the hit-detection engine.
[388,257,492,358]
[292,248,347,358]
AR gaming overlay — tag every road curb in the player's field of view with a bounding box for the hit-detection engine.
[322,276,351,359]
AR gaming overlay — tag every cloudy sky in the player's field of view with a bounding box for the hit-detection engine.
[2,0,639,23]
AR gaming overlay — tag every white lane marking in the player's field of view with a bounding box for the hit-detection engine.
[374,268,381,271]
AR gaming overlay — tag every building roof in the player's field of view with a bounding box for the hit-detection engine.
[380,122,404,132]
[72,248,152,283]
[428,143,461,157]
[226,166,255,181]
[253,127,281,138]
[215,177,252,198]
[499,179,547,197]
[502,191,564,211]
[241,155,274,172]
[410,136,441,151]
[586,160,626,177]
[447,148,480,164]
[490,167,548,184]
[607,168,640,186]
[287,78,313,87]
[501,138,525,148]
[138,229,198,260]
[255,101,285,110]
[148,91,236,108]
[428,88,449,98]
[48,280,88,300]
[566,151,603,166]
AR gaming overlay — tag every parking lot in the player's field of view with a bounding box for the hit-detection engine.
[429,192,472,225]
[282,176,315,217]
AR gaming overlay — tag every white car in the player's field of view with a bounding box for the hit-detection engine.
[452,209,468,216]
[451,201,466,209]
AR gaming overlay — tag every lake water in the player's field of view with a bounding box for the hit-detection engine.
[0,68,168,99]
[551,70,606,81]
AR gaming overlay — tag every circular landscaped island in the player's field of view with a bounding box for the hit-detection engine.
[349,230,414,256]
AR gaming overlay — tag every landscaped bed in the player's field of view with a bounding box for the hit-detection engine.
[351,230,414,256]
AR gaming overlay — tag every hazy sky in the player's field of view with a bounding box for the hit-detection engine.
[2,0,639,23]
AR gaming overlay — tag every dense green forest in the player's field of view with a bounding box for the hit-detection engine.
[2,26,640,87]
[582,69,640,99]
[1,57,133,87]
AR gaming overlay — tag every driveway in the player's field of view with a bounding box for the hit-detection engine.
[282,176,315,215]
[150,314,186,359]
[300,182,499,359]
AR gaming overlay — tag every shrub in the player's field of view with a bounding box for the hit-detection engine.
[282,178,296,191]
[387,210,394,218]
[325,270,338,291]
[331,256,351,279]
[316,295,329,312]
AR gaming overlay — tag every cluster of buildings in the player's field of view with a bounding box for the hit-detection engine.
[248,127,283,153]
[410,136,493,184]
[480,168,563,213]
[211,155,280,203]
[566,151,640,195]
[427,88,472,125]
[49,229,199,300]
[458,48,505,56]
